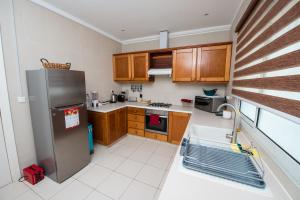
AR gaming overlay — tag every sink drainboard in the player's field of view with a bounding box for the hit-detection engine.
[181,139,266,188]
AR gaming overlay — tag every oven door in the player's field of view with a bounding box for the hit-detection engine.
[145,114,168,135]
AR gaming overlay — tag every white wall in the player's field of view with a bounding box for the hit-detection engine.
[0,0,121,170]
[121,77,226,105]
[122,30,231,52]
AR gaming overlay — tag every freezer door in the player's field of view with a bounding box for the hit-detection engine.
[51,103,90,183]
[47,70,86,108]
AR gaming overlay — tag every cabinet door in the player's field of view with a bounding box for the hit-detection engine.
[196,45,231,82]
[131,53,149,81]
[117,108,127,137]
[107,111,118,144]
[88,111,108,145]
[172,48,197,82]
[113,55,131,81]
[168,112,190,145]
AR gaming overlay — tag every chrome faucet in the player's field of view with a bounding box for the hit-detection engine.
[217,103,239,144]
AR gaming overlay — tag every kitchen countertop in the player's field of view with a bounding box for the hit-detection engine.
[87,102,194,113]
[87,102,291,200]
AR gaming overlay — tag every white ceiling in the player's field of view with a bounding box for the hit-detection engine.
[31,0,243,43]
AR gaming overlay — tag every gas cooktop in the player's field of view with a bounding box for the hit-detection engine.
[148,102,172,108]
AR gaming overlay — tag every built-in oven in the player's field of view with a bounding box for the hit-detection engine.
[145,109,168,135]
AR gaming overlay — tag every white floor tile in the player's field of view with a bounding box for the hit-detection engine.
[147,154,171,170]
[129,149,153,163]
[112,145,137,157]
[0,182,29,200]
[97,172,132,200]
[85,191,112,200]
[73,163,96,179]
[15,190,42,200]
[154,143,177,158]
[78,165,112,188]
[25,176,74,199]
[116,159,144,178]
[93,152,126,170]
[120,181,156,200]
[135,165,165,188]
[51,180,93,200]
[138,141,159,153]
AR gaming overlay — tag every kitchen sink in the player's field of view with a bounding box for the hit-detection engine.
[181,127,265,188]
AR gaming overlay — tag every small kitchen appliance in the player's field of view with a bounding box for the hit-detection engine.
[194,96,225,113]
[23,164,45,185]
[117,92,126,102]
[111,91,118,103]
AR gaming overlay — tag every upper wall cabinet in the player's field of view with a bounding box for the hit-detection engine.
[113,42,232,83]
[131,53,149,81]
[172,48,197,82]
[113,53,149,81]
[113,54,131,81]
[197,45,232,82]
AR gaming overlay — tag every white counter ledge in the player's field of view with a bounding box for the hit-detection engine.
[159,110,292,200]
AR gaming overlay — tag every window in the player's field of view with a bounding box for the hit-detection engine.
[257,109,300,164]
[240,101,256,121]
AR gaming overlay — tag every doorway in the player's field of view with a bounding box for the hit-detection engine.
[0,27,20,186]
[0,114,12,188]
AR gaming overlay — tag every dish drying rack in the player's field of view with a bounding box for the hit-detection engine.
[180,135,266,188]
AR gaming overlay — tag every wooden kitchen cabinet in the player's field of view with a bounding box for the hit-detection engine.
[87,111,108,145]
[196,44,232,82]
[117,107,127,137]
[127,107,145,137]
[107,111,118,143]
[113,54,131,81]
[131,53,149,81]
[88,108,127,146]
[168,112,191,145]
[113,53,149,81]
[172,48,197,82]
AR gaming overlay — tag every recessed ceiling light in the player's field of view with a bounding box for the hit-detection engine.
[204,13,209,16]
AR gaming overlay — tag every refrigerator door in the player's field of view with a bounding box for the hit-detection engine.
[47,70,86,108]
[51,103,90,183]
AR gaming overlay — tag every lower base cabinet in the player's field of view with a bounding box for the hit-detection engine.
[145,131,168,142]
[88,108,191,146]
[168,112,191,145]
[88,107,127,145]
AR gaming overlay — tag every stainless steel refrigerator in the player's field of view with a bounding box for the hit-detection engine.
[26,69,90,183]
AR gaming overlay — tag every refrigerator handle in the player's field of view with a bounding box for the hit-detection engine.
[52,103,85,111]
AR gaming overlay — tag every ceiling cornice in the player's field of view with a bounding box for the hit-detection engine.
[30,0,232,45]
[122,25,231,45]
[30,0,122,43]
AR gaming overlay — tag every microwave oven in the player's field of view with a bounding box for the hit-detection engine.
[194,96,225,113]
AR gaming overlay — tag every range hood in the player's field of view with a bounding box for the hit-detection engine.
[148,68,172,76]
[148,30,172,77]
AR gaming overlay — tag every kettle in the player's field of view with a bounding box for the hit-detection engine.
[111,91,118,103]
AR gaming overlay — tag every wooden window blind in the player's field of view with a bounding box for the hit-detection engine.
[232,0,300,119]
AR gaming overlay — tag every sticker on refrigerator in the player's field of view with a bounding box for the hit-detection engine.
[64,107,80,129]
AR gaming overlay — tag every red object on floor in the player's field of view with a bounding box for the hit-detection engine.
[23,164,44,185]
[149,114,160,126]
